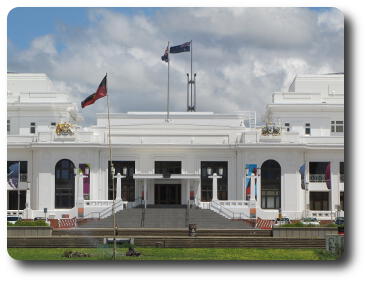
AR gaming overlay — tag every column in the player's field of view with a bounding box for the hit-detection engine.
[186,179,190,204]
[209,173,222,201]
[143,179,147,208]
[114,173,125,201]
[77,172,88,218]
[77,172,85,203]
[250,174,256,201]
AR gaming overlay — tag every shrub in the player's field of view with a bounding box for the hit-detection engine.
[8,220,49,227]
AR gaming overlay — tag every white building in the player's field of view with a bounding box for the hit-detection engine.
[7,73,344,221]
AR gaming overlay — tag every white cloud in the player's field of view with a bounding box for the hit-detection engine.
[8,7,344,125]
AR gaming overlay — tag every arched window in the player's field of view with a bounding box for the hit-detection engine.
[261,160,281,209]
[55,159,75,209]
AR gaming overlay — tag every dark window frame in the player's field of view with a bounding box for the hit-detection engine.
[108,161,135,201]
[30,122,36,134]
[200,161,228,201]
[261,159,281,209]
[310,192,330,211]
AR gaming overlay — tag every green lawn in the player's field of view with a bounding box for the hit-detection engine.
[7,247,338,261]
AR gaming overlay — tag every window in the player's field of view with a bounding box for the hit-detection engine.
[340,162,344,183]
[7,161,28,184]
[7,120,10,133]
[331,121,344,133]
[30,122,36,134]
[155,161,181,176]
[305,123,311,135]
[340,192,344,211]
[284,123,290,132]
[108,161,135,201]
[261,160,281,209]
[309,162,329,182]
[55,159,75,209]
[201,161,228,201]
[310,192,329,211]
[51,122,56,126]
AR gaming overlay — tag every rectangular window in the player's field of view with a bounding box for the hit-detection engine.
[7,120,10,133]
[331,121,344,133]
[340,192,344,211]
[30,122,36,134]
[108,161,135,201]
[340,162,344,183]
[305,123,311,135]
[201,161,228,201]
[51,122,56,126]
[155,161,181,176]
[309,162,329,182]
[7,161,28,185]
[284,123,290,132]
[310,192,329,211]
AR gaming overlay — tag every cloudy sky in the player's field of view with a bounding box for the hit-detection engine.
[7,7,344,125]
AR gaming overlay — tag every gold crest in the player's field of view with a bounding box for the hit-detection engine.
[56,123,74,136]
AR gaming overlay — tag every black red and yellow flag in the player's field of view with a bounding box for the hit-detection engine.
[81,75,107,108]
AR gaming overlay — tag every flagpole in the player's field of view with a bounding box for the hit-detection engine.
[105,73,117,260]
[190,40,193,111]
[166,41,170,122]
[17,161,20,218]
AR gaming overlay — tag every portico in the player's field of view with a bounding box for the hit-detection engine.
[133,173,201,207]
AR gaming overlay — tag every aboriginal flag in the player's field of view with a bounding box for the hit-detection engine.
[81,75,107,108]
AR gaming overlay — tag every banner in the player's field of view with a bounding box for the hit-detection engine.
[299,163,306,190]
[245,164,257,200]
[325,162,331,190]
[7,161,19,190]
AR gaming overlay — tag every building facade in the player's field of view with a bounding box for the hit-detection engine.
[7,73,344,220]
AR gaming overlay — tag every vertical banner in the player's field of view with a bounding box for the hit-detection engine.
[7,161,19,190]
[79,164,90,199]
[245,164,257,200]
[299,163,306,190]
[325,162,331,190]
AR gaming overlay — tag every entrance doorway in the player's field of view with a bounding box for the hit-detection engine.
[154,184,181,205]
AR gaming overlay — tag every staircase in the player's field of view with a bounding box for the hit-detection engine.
[78,206,253,229]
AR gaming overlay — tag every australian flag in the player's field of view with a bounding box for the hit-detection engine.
[170,41,191,54]
[161,44,169,63]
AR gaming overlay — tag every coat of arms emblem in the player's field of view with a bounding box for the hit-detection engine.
[55,123,74,136]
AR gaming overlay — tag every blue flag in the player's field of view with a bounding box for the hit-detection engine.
[170,41,191,53]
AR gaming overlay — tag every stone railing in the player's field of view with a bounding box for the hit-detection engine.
[83,199,125,219]
[309,174,326,183]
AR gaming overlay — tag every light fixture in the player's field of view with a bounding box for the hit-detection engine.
[74,168,78,175]
[85,167,90,175]
[111,167,116,175]
[218,168,224,176]
[122,167,128,176]
[207,167,212,176]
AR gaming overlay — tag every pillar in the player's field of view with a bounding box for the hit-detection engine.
[144,179,147,208]
[250,174,256,201]
[209,173,222,201]
[186,179,190,204]
[114,173,124,201]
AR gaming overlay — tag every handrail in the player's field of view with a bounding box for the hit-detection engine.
[83,199,124,219]
[210,200,247,219]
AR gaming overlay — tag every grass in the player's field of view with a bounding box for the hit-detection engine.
[7,247,339,261]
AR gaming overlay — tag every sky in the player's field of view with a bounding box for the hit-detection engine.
[7,7,344,126]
